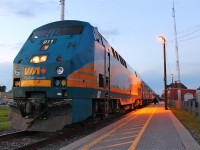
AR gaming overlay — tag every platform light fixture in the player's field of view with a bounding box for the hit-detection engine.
[159,36,168,110]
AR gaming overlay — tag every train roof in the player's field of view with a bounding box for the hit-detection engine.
[33,20,91,32]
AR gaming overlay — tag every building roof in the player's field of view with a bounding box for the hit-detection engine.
[167,81,187,89]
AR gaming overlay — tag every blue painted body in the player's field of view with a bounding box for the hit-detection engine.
[10,20,156,131]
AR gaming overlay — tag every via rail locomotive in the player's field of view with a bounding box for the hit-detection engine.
[10,20,156,132]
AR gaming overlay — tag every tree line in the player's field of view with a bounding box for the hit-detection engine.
[0,86,6,92]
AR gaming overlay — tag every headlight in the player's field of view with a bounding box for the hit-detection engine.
[31,56,40,63]
[30,55,48,63]
[57,67,64,74]
[40,55,47,62]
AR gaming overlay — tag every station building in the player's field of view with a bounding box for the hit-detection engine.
[167,81,196,101]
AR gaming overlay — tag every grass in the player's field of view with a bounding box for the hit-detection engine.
[0,105,11,130]
[170,105,200,144]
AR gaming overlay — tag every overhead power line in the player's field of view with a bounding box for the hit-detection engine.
[168,29,200,43]
[179,34,200,42]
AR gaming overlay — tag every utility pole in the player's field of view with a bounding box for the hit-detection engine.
[171,74,174,83]
[159,36,168,110]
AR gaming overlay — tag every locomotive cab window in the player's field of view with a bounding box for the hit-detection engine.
[54,26,83,36]
[31,29,52,38]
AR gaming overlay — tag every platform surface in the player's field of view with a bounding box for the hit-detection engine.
[60,102,200,150]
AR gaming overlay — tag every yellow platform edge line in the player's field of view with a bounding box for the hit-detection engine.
[81,108,147,150]
[128,106,157,150]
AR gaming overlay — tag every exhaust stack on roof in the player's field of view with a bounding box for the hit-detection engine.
[60,0,65,21]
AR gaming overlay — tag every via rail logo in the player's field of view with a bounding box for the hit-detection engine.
[24,67,46,75]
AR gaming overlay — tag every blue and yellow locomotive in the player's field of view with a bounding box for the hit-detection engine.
[10,20,155,132]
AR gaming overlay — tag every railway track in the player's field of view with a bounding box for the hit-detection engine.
[0,131,50,150]
[0,113,125,150]
[0,131,33,141]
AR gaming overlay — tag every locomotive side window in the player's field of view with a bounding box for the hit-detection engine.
[115,51,120,61]
[31,29,52,38]
[119,55,124,65]
[135,71,137,77]
[93,27,101,42]
[124,60,127,68]
[102,37,108,48]
[54,26,83,35]
[111,47,116,58]
[99,74,104,88]
[93,27,105,46]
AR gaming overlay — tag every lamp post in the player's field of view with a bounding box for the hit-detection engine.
[159,36,168,110]
[171,73,174,84]
[171,73,174,100]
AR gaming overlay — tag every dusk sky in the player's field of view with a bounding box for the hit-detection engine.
[0,0,200,95]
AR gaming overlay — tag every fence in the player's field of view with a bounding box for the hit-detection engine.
[169,99,200,119]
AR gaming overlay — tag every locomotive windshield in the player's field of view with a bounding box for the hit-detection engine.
[31,29,52,38]
[54,26,83,36]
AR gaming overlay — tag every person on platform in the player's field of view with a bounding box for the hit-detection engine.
[154,97,158,104]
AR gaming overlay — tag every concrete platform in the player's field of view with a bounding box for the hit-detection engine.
[60,102,200,150]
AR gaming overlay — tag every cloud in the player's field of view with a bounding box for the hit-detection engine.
[99,27,120,43]
[139,68,164,95]
[180,63,200,75]
[101,28,120,36]
[10,42,24,51]
[181,75,200,90]
[92,22,120,37]
[15,9,36,18]
[178,63,200,90]
[139,62,200,95]
[0,42,23,62]
[0,0,58,18]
